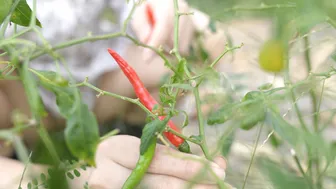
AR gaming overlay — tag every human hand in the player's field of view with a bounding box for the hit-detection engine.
[130,0,196,61]
[88,135,227,189]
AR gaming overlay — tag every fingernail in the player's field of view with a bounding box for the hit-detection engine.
[211,166,226,180]
[213,156,227,169]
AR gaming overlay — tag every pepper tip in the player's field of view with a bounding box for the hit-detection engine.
[178,141,191,154]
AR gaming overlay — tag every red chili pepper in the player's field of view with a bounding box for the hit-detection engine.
[146,4,155,27]
[107,48,190,153]
[144,4,155,44]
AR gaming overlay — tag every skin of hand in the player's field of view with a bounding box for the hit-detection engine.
[88,135,227,189]
[130,0,196,61]
[0,135,227,189]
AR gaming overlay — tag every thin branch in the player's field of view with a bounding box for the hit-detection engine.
[242,123,264,189]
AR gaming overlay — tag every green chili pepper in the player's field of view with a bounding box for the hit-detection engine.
[122,138,156,189]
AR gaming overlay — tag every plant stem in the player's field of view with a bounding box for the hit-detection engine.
[100,129,120,142]
[173,0,212,159]
[291,149,315,189]
[303,36,321,189]
[193,87,211,160]
[210,44,243,68]
[303,36,319,132]
[31,32,122,60]
[82,81,154,116]
[242,123,264,189]
[172,0,182,61]
[125,34,176,72]
[166,127,200,144]
[283,47,309,132]
[18,152,33,188]
[37,123,61,164]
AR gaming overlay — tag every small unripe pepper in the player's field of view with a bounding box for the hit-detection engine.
[107,48,190,153]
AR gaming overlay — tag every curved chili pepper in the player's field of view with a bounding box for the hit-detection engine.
[107,48,190,153]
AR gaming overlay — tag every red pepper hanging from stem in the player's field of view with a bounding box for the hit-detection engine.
[107,48,190,153]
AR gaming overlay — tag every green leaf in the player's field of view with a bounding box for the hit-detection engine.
[269,130,283,148]
[180,110,189,128]
[40,173,47,182]
[267,108,332,161]
[140,118,169,155]
[65,103,100,166]
[55,88,77,118]
[207,102,236,125]
[258,83,273,90]
[239,108,265,130]
[221,131,235,156]
[38,79,76,118]
[10,0,42,27]
[46,166,69,189]
[258,157,309,189]
[0,0,13,24]
[20,59,46,117]
[267,110,301,147]
[31,131,76,165]
[66,172,74,180]
[331,50,336,62]
[73,169,81,177]
[208,19,217,33]
[32,178,38,185]
[162,83,193,91]
[238,91,266,130]
[30,69,69,87]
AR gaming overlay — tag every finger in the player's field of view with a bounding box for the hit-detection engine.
[91,154,219,189]
[96,135,226,184]
[89,157,131,189]
[213,156,227,170]
[139,174,220,189]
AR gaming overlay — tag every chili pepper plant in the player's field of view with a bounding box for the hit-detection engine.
[1,0,336,189]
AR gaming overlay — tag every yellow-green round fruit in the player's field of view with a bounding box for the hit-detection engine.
[258,39,285,72]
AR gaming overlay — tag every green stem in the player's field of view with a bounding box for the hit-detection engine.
[242,123,264,189]
[82,81,154,116]
[125,34,176,73]
[212,4,296,20]
[166,127,200,144]
[12,135,30,163]
[37,124,61,164]
[303,36,321,189]
[283,48,309,132]
[99,129,120,142]
[291,149,315,189]
[193,87,211,160]
[210,44,243,68]
[303,37,319,132]
[18,152,33,188]
[31,32,123,60]
[172,0,182,61]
